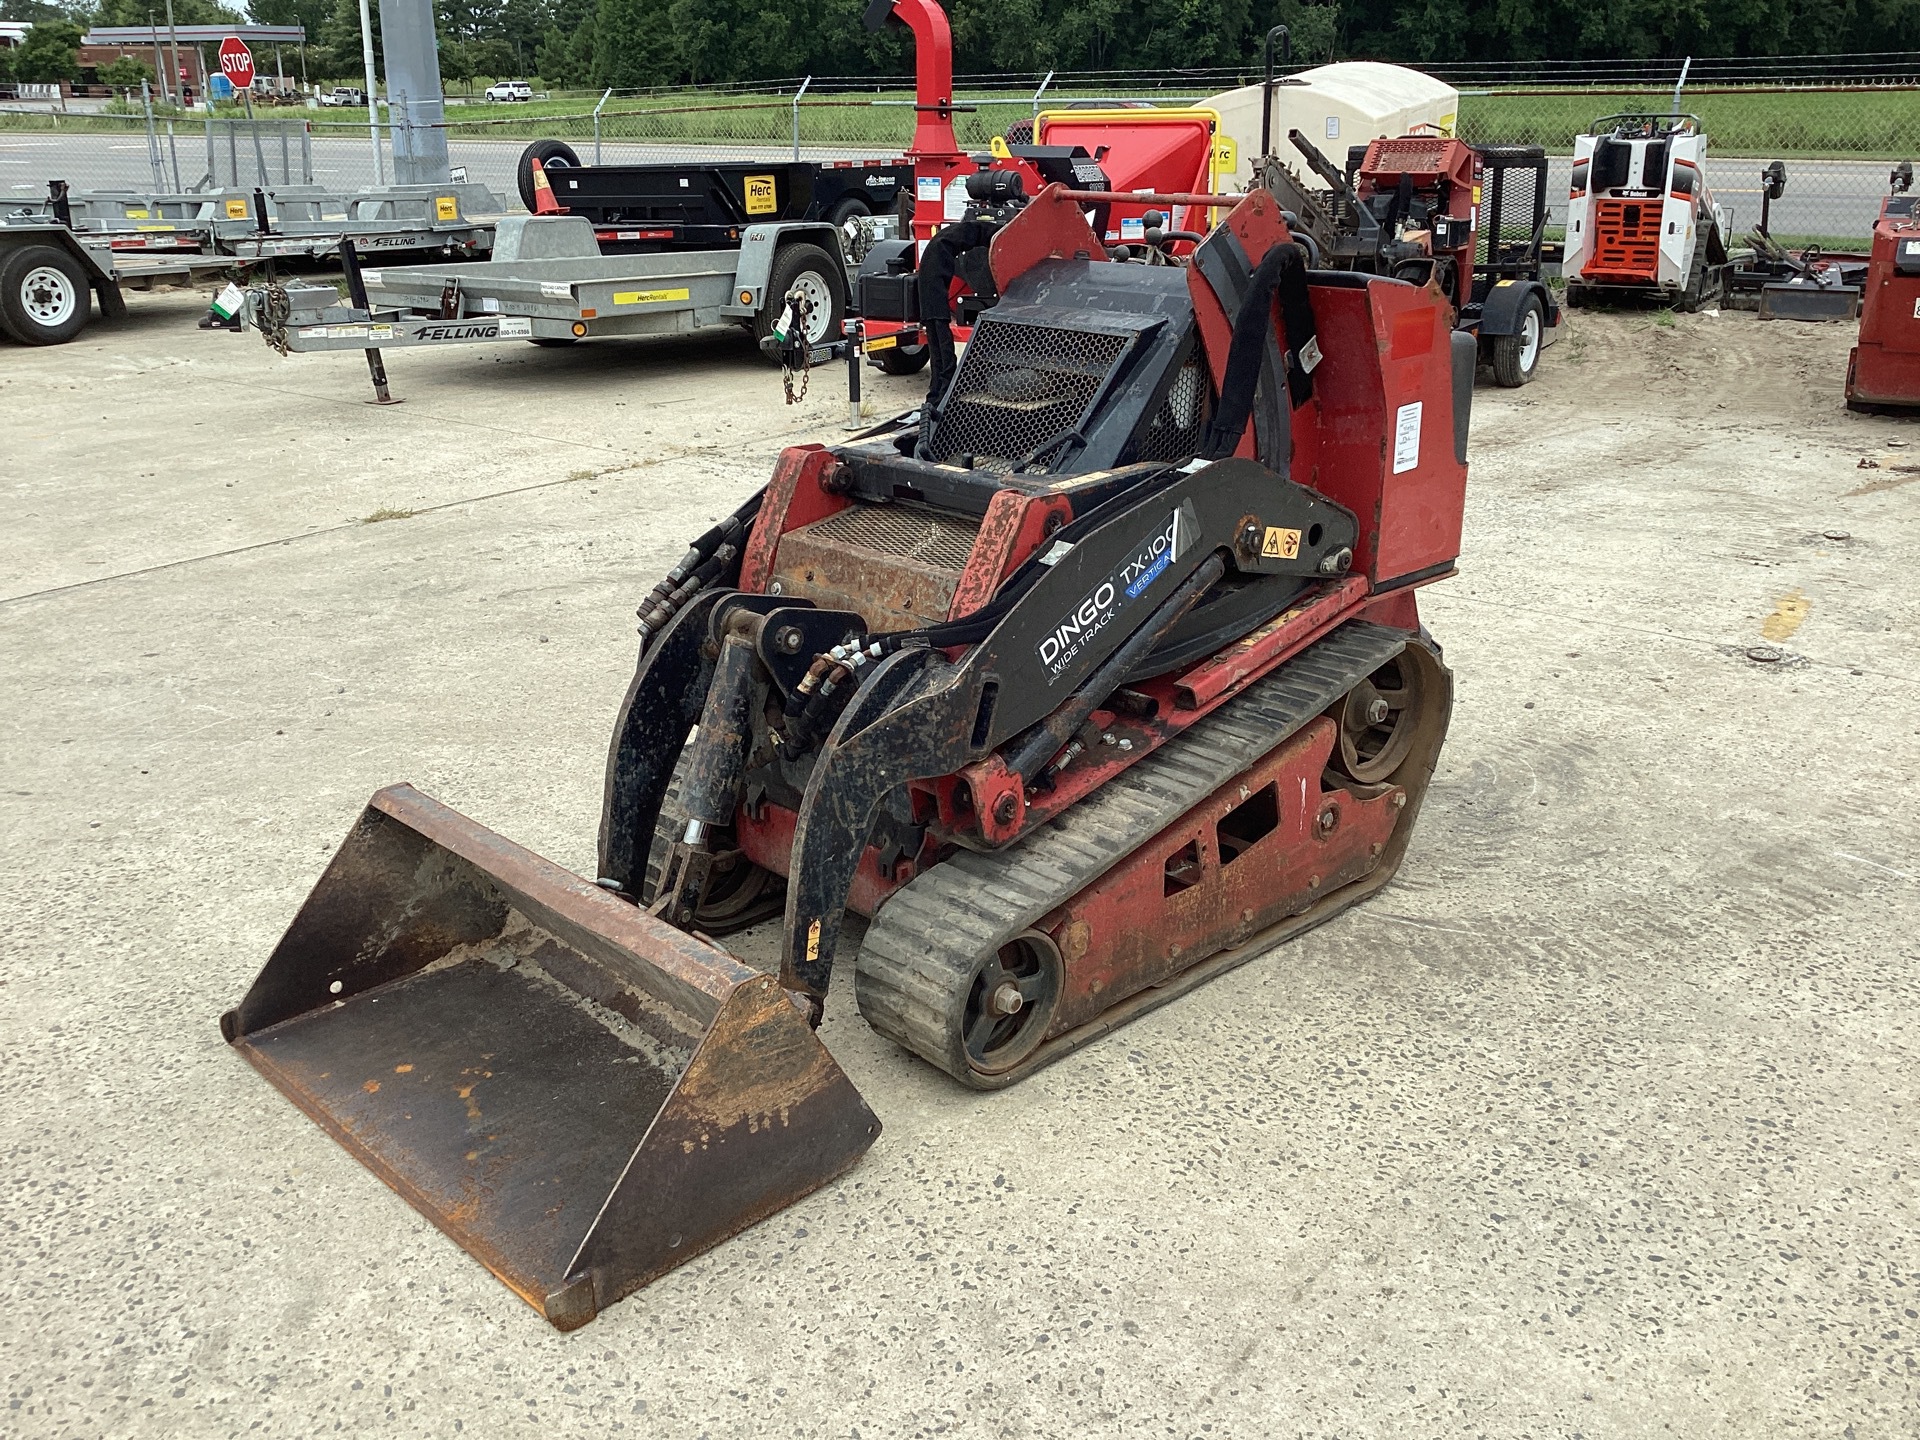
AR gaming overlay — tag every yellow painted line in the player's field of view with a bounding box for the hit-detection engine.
[1761,588,1809,641]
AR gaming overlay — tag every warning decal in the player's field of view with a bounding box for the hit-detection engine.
[1261,526,1301,560]
[1392,401,1423,474]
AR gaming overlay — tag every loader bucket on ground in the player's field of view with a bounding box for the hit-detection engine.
[221,784,879,1330]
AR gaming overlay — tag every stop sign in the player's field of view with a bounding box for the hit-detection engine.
[218,36,255,91]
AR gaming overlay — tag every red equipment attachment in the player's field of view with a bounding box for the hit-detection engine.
[1846,182,1920,410]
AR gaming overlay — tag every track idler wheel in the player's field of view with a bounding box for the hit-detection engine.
[1334,649,1433,783]
[961,931,1063,1076]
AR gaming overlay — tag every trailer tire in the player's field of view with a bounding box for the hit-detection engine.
[1489,295,1544,387]
[516,139,581,211]
[754,242,844,356]
[825,196,872,227]
[874,339,930,375]
[0,244,92,345]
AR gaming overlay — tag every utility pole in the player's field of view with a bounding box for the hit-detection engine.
[163,0,183,109]
[359,0,385,185]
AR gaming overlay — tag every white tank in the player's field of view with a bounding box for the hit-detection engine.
[1204,62,1461,191]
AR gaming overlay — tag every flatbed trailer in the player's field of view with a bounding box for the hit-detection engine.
[0,217,254,345]
[20,179,505,265]
[250,214,856,370]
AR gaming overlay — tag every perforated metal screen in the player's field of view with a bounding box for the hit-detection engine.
[802,504,982,570]
[927,320,1132,470]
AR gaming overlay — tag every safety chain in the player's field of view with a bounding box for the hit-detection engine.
[777,283,814,406]
[256,283,293,357]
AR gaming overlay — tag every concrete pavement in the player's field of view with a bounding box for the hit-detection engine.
[2,295,1918,1437]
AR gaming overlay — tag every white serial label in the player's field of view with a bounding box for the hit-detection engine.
[916,175,943,203]
[360,269,383,286]
[1392,401,1423,474]
[540,281,572,298]
[1325,115,1340,139]
[480,296,501,312]
[498,316,532,337]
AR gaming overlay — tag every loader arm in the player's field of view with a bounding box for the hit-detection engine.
[777,455,1357,1001]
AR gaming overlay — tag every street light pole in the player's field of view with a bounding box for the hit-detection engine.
[358,0,385,185]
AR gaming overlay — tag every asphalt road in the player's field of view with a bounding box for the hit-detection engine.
[2,128,1899,241]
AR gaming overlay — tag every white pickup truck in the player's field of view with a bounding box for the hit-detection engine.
[318,86,366,107]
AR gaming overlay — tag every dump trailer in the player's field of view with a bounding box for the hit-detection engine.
[515,140,915,250]
[223,178,1473,1329]
[1563,113,1731,309]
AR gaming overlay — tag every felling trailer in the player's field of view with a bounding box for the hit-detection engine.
[251,211,858,362]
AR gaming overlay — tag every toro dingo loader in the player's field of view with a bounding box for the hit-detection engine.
[224,178,1472,1329]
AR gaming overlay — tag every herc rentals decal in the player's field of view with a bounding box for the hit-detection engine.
[1036,501,1199,684]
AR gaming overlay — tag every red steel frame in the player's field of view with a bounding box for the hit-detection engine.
[731,185,1462,920]
[1847,197,1920,409]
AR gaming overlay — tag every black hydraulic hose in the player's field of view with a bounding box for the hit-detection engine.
[1199,241,1312,461]
[914,219,997,438]
[636,491,762,650]
[1001,552,1228,784]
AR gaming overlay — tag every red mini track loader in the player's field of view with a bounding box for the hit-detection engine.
[221,39,1473,1342]
[1846,163,1920,411]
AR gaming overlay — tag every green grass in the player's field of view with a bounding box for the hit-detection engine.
[9,81,1915,162]
[1457,87,1920,160]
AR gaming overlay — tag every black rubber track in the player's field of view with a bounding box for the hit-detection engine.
[855,621,1411,1088]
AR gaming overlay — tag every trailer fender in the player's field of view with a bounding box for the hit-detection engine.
[1475,278,1557,339]
[724,223,849,320]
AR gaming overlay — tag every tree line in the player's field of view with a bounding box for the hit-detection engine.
[2,0,1915,91]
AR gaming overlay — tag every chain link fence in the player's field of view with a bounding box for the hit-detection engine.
[7,67,1915,245]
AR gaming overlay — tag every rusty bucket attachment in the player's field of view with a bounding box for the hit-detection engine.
[221,785,879,1331]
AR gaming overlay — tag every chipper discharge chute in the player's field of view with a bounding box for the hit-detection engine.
[225,177,1474,1329]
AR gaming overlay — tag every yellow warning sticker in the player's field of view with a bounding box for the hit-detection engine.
[434,195,458,221]
[224,199,248,219]
[743,174,778,215]
[805,919,822,964]
[865,333,899,352]
[124,207,150,219]
[1261,526,1301,559]
[611,287,691,306]
[1212,136,1239,173]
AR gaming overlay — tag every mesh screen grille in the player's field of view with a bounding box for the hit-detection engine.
[928,321,1131,470]
[1133,357,1210,463]
[1476,162,1546,267]
[802,504,981,570]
